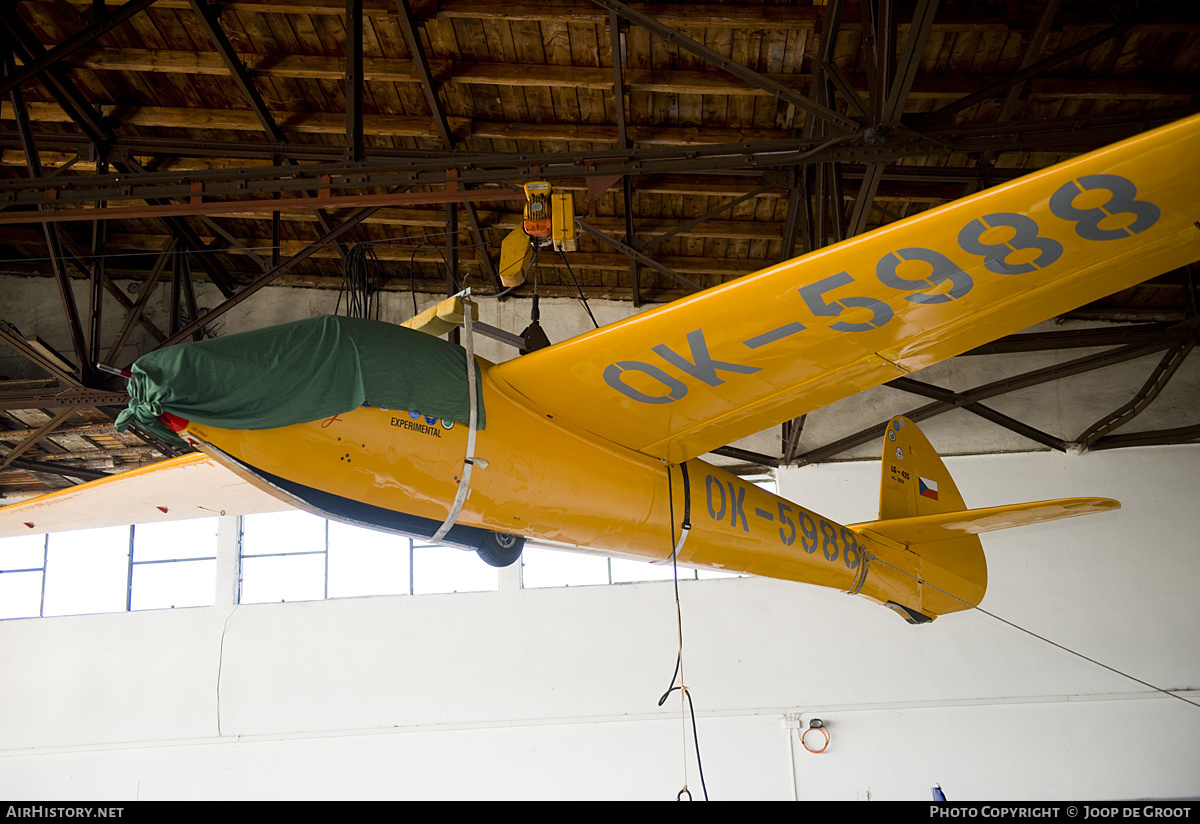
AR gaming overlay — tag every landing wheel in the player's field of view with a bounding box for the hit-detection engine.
[477,532,525,567]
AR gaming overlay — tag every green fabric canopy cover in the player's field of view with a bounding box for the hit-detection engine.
[116,315,484,446]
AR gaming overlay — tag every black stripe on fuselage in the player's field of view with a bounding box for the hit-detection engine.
[209,446,488,550]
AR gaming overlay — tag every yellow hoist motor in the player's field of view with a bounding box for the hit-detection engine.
[500,181,577,288]
[522,181,553,239]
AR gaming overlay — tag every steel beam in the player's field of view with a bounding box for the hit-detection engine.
[186,0,285,142]
[3,456,110,482]
[590,0,859,133]
[0,409,74,471]
[0,0,159,98]
[393,0,501,289]
[0,389,129,410]
[710,445,780,468]
[5,51,92,383]
[105,237,175,364]
[1075,341,1195,450]
[446,198,459,295]
[345,0,366,161]
[0,109,1183,208]
[641,185,776,255]
[963,323,1186,355]
[0,186,527,224]
[793,331,1195,465]
[779,169,804,262]
[1,13,111,148]
[823,60,870,120]
[846,162,884,236]
[153,203,391,350]
[846,0,939,237]
[199,216,270,271]
[882,0,940,122]
[183,1,351,262]
[575,220,700,293]
[996,0,1062,125]
[395,0,453,148]
[921,15,1138,128]
[782,413,807,465]
[622,175,640,306]
[112,157,239,297]
[48,230,168,342]
[887,377,1068,451]
[607,10,640,305]
[1091,423,1200,451]
[0,321,83,389]
[88,160,108,368]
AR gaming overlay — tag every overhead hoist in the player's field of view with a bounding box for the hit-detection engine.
[499,180,576,289]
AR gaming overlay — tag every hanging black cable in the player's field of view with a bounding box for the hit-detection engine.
[867,553,1200,713]
[661,462,708,800]
[519,244,552,354]
[408,245,422,316]
[335,243,382,320]
[557,246,599,329]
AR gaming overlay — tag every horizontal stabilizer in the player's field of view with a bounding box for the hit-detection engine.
[851,497,1120,546]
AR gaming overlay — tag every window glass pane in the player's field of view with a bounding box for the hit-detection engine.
[241,510,326,556]
[239,511,326,604]
[131,560,216,610]
[133,519,218,562]
[43,526,130,617]
[327,521,410,597]
[611,557,689,583]
[240,554,325,604]
[0,533,47,570]
[521,546,610,588]
[412,543,497,594]
[0,570,43,619]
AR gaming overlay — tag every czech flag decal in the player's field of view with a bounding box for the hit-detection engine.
[919,477,939,501]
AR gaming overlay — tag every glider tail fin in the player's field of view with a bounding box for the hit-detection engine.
[852,417,1119,623]
[852,416,986,622]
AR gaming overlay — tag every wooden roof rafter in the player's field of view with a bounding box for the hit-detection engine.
[0,0,1198,495]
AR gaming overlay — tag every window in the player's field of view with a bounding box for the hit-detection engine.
[327,520,410,598]
[0,533,47,620]
[129,519,219,611]
[0,520,217,620]
[412,541,498,594]
[238,512,498,603]
[239,510,328,604]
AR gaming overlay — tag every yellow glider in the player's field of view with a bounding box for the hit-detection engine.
[5,114,1198,622]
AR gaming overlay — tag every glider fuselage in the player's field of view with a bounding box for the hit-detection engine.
[179,363,873,600]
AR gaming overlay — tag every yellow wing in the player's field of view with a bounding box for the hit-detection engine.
[491,114,1200,464]
[0,454,288,538]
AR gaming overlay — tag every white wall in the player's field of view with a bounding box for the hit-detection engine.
[0,444,1196,801]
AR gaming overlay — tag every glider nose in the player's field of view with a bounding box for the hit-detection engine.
[161,412,191,433]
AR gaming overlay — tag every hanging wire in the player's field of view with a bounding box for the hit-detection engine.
[557,245,600,329]
[335,243,382,320]
[661,464,709,801]
[866,554,1200,713]
[409,245,422,315]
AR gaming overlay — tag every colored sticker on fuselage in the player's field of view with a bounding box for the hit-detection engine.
[391,414,444,438]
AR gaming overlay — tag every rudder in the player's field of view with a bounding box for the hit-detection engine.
[861,417,987,621]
